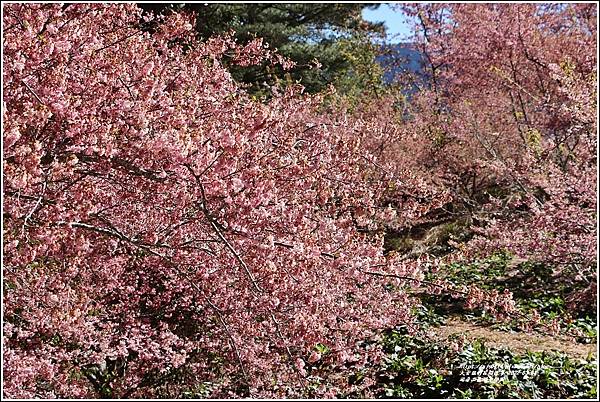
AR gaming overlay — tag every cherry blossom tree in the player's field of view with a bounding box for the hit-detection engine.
[3,3,418,398]
[396,3,597,308]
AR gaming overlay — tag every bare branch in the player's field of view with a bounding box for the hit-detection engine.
[185,163,263,293]
[21,181,47,236]
[209,220,263,293]
[204,298,251,389]
[21,80,45,105]
[118,76,136,101]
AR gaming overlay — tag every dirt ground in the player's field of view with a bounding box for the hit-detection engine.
[432,317,597,359]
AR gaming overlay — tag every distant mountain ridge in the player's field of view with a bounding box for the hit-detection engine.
[376,43,425,86]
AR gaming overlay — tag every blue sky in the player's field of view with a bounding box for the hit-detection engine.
[362,4,414,43]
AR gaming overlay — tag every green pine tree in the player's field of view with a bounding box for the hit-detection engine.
[138,3,387,96]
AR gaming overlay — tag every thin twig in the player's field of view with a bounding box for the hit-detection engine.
[209,220,262,293]
[21,181,47,237]
[269,312,294,362]
[118,76,136,101]
[360,268,467,294]
[22,80,45,105]
[274,241,335,259]
[204,298,251,387]
[185,163,263,293]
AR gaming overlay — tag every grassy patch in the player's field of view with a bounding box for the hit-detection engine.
[376,328,597,399]
[420,252,597,341]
